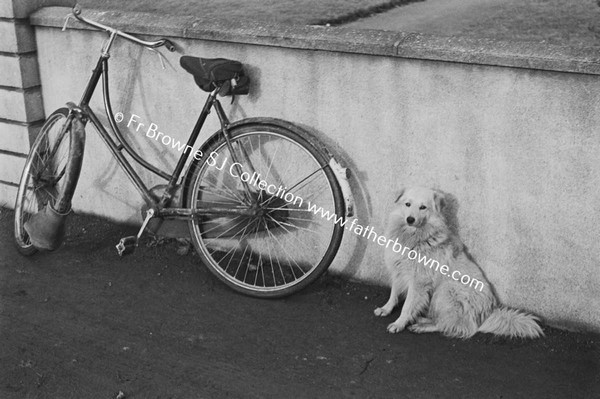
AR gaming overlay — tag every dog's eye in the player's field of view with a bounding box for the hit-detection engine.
[419,205,427,210]
[405,202,411,207]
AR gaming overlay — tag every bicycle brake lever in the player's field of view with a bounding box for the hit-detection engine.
[62,13,72,31]
[146,47,166,70]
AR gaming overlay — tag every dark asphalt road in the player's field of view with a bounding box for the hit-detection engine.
[0,208,599,398]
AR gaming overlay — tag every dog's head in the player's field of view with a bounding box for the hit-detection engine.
[391,186,446,230]
[389,186,462,251]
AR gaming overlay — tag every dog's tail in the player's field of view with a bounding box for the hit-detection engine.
[478,307,544,338]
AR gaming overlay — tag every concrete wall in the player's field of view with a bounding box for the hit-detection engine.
[3,6,600,332]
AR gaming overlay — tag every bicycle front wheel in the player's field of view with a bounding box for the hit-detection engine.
[13,107,84,255]
[185,120,345,298]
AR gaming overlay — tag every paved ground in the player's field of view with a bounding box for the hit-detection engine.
[0,208,599,398]
[346,0,502,33]
[345,0,600,48]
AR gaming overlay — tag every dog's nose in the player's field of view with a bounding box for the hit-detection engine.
[406,216,415,225]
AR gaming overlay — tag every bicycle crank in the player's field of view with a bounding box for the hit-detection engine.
[116,208,155,256]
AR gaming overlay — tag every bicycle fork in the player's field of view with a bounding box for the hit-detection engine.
[24,104,87,251]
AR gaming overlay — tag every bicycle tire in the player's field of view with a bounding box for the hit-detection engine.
[14,107,85,255]
[184,119,345,298]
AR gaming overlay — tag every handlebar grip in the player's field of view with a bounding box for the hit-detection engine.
[164,40,176,52]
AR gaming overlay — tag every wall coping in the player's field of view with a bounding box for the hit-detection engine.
[30,6,600,76]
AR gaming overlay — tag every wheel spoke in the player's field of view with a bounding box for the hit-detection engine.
[13,110,82,255]
[188,126,343,297]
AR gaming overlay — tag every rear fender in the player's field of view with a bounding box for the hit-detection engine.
[182,118,354,217]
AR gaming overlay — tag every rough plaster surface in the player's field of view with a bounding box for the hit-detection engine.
[10,10,600,332]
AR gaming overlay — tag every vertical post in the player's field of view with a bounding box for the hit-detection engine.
[0,0,74,207]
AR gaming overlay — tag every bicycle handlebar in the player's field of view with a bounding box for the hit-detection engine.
[69,4,176,52]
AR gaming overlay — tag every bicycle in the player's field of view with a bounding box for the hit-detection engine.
[13,5,353,298]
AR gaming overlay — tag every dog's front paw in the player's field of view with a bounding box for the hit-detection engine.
[374,306,392,317]
[387,322,406,333]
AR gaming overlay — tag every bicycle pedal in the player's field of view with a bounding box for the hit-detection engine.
[116,236,137,256]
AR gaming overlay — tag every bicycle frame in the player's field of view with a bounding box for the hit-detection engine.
[64,4,353,227]
[73,33,253,220]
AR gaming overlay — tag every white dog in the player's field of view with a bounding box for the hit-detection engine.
[375,186,543,339]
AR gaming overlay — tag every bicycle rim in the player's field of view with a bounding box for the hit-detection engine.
[13,109,73,254]
[187,124,344,297]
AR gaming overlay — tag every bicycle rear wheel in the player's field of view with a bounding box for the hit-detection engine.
[185,120,345,298]
[14,107,85,255]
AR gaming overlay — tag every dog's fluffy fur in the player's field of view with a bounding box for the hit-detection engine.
[375,186,543,339]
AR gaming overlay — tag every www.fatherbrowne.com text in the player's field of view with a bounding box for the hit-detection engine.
[117,111,484,292]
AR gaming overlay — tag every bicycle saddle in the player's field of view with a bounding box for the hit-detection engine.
[180,56,244,92]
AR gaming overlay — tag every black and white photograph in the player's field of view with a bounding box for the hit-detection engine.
[0,0,599,397]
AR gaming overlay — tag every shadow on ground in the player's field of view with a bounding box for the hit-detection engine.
[0,209,598,398]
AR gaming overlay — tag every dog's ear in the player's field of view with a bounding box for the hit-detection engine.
[393,187,405,203]
[433,190,446,212]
